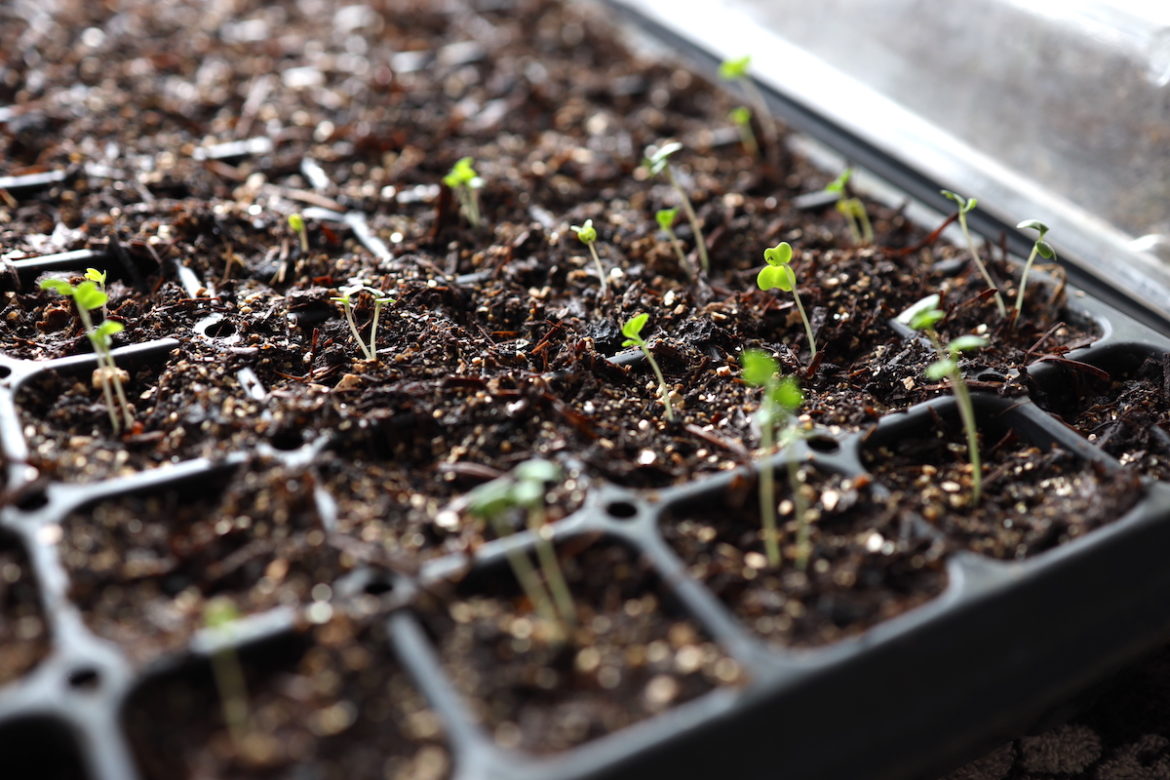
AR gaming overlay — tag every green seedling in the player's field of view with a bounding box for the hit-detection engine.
[84,267,108,316]
[643,142,709,273]
[728,106,759,158]
[331,279,393,362]
[621,312,675,422]
[940,191,1006,318]
[40,276,133,433]
[443,156,484,227]
[1015,219,1056,318]
[718,55,777,159]
[825,169,873,245]
[655,208,695,278]
[741,349,808,568]
[288,212,309,254]
[466,459,575,635]
[903,295,987,503]
[570,219,608,295]
[757,241,817,360]
[204,598,251,746]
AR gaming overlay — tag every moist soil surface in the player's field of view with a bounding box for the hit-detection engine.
[0,0,1160,771]
[660,464,947,647]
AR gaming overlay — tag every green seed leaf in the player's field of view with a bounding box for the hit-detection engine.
[204,598,241,630]
[925,359,957,381]
[762,241,793,267]
[825,168,852,195]
[643,141,682,176]
[1035,240,1055,259]
[94,320,123,339]
[895,294,941,327]
[949,335,988,353]
[443,157,480,189]
[655,208,677,231]
[774,375,803,412]
[515,458,561,485]
[622,312,649,343]
[571,219,597,244]
[511,480,543,508]
[466,478,515,519]
[84,268,107,285]
[718,55,751,80]
[73,281,107,311]
[39,278,75,296]
[728,106,752,126]
[940,190,976,214]
[740,349,778,387]
[1016,218,1049,236]
[757,263,795,292]
[909,308,945,331]
[288,213,305,233]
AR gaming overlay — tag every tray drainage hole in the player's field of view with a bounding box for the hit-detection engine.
[364,578,395,597]
[269,429,304,451]
[14,490,48,512]
[67,667,101,691]
[978,371,1006,383]
[605,500,638,520]
[0,365,11,379]
[806,436,840,454]
[205,320,237,339]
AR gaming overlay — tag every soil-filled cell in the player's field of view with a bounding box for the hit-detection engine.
[415,539,741,754]
[58,462,346,663]
[862,400,1143,560]
[0,532,50,686]
[124,618,449,780]
[661,463,947,647]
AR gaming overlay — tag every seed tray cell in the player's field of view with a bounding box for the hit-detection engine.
[5,1,1170,778]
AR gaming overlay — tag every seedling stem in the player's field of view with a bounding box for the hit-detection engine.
[621,313,675,422]
[941,191,1006,317]
[757,241,817,360]
[570,219,608,295]
[644,143,709,273]
[1015,219,1056,318]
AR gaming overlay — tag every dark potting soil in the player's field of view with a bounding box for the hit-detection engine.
[123,616,451,780]
[862,415,1143,560]
[0,0,1144,765]
[661,465,947,647]
[414,540,741,754]
[0,531,49,686]
[1030,349,1170,483]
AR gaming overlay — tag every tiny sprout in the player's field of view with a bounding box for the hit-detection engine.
[728,106,759,158]
[39,276,133,433]
[741,349,809,569]
[288,213,309,254]
[654,208,695,278]
[204,598,250,746]
[757,241,816,360]
[940,190,1006,318]
[825,169,874,245]
[331,279,393,362]
[443,156,484,227]
[1015,219,1056,318]
[908,296,987,503]
[467,459,575,634]
[621,313,675,422]
[717,55,777,161]
[642,142,709,273]
[570,218,608,295]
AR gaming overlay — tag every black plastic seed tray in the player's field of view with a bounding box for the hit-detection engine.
[6,14,1170,780]
[5,229,1170,780]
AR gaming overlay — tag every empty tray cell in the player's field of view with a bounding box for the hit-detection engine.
[123,618,449,780]
[58,462,346,663]
[0,717,92,780]
[0,531,50,686]
[861,398,1144,560]
[1030,345,1170,482]
[660,463,947,647]
[414,538,741,754]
